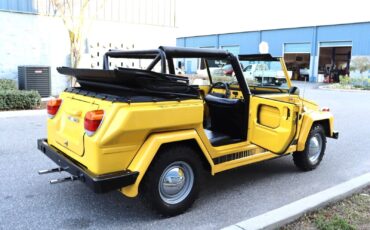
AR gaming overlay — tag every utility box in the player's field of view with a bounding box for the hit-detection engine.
[18,66,51,97]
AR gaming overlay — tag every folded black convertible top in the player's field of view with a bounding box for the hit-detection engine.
[57,67,199,100]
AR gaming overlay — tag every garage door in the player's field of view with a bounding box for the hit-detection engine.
[319,41,352,47]
[284,43,311,53]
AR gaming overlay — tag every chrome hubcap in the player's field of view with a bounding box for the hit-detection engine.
[158,161,194,204]
[308,134,322,164]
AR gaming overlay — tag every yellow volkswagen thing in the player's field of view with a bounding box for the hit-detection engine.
[38,46,338,216]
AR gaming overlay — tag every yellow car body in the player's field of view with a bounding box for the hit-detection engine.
[45,87,336,197]
[38,46,338,215]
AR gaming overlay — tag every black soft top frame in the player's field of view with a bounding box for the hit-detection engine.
[103,46,231,74]
[57,46,249,102]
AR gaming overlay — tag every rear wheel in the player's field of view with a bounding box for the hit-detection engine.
[140,144,203,217]
[293,124,326,171]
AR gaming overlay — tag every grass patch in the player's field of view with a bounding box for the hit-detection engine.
[282,186,370,230]
[315,215,355,230]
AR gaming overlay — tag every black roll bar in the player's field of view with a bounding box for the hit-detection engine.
[103,49,167,73]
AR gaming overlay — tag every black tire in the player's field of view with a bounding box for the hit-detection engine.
[293,124,327,171]
[140,144,203,217]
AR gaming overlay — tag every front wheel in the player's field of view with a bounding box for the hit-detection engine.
[140,144,203,217]
[293,124,327,171]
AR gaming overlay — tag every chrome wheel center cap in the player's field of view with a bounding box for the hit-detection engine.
[309,137,320,154]
[162,168,186,196]
[308,134,322,163]
[158,161,194,205]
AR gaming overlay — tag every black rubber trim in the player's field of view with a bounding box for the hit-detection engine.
[212,147,270,165]
[37,139,139,193]
[64,87,194,103]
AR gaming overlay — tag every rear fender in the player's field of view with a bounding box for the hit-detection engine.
[297,111,334,151]
[120,129,213,197]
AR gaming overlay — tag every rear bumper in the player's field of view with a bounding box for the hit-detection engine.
[37,139,139,193]
[331,131,339,139]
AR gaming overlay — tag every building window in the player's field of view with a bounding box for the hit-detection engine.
[0,0,176,27]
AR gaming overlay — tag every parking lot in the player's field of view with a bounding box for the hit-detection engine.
[1,83,370,230]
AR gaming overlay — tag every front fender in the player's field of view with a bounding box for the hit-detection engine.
[120,129,212,197]
[297,111,335,151]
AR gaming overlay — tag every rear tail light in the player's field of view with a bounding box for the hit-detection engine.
[47,98,62,118]
[84,110,104,136]
[321,107,330,112]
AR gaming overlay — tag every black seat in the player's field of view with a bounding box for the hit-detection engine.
[204,129,242,146]
[204,94,247,145]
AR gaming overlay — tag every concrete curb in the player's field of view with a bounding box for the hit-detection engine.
[0,109,46,118]
[222,173,370,230]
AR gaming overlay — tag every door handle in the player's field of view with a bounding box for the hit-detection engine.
[286,108,290,120]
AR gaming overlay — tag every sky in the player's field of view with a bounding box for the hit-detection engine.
[176,0,370,37]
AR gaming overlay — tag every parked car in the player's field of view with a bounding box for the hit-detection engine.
[196,59,226,77]
[222,64,234,76]
[38,47,338,217]
[242,61,292,85]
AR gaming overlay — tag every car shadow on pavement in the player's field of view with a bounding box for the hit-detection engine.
[51,156,298,226]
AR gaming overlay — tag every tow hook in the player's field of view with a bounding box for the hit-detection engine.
[38,167,66,175]
[38,167,79,184]
[50,176,78,184]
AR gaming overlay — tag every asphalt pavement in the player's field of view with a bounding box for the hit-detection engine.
[1,83,370,230]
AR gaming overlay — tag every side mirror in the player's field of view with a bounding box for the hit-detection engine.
[288,86,300,95]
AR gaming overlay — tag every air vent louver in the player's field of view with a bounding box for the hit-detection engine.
[18,66,51,97]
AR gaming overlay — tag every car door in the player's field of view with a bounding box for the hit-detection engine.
[248,96,299,154]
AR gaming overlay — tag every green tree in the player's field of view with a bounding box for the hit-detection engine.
[350,56,370,73]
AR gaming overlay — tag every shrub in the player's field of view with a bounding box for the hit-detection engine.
[339,75,350,86]
[0,79,17,90]
[339,75,370,90]
[351,77,368,87]
[0,90,41,110]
